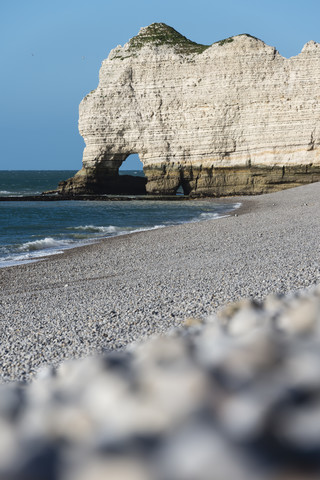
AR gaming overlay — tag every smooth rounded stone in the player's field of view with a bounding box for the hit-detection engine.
[263,292,287,316]
[133,335,189,367]
[218,298,266,336]
[218,298,260,322]
[198,327,280,390]
[284,351,320,391]
[154,423,250,480]
[191,321,227,367]
[218,393,267,441]
[276,297,320,335]
[21,404,93,446]
[82,382,172,438]
[132,336,208,427]
[226,308,264,336]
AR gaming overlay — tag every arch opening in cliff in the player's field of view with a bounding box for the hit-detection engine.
[175,179,190,196]
[119,153,144,174]
[115,153,147,195]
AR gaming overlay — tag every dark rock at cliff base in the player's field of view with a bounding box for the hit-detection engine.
[58,173,147,195]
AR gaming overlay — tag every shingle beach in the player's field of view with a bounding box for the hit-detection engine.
[1,183,320,479]
[1,182,320,383]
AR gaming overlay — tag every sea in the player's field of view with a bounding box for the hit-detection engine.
[0,171,240,268]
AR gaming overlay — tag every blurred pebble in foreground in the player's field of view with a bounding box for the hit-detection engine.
[1,286,320,479]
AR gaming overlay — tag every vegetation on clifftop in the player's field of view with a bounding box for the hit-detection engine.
[111,25,264,60]
[127,23,210,55]
[215,33,260,46]
[217,37,234,46]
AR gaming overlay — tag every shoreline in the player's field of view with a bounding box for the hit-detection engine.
[0,197,242,269]
[1,183,320,382]
[0,194,196,201]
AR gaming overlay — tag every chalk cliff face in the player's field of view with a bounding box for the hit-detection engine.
[58,23,320,196]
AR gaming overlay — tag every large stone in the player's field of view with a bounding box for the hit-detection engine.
[58,23,320,196]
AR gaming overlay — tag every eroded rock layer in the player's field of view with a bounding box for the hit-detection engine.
[58,23,320,196]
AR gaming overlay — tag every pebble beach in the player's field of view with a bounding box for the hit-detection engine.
[1,182,320,478]
[1,182,320,383]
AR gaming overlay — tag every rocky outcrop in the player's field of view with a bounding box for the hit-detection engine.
[58,23,320,196]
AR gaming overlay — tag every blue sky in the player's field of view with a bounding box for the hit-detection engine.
[1,0,320,170]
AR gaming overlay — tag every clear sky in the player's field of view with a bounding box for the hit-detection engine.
[1,0,320,170]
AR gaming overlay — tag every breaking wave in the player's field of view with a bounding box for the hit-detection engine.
[199,212,224,220]
[0,199,242,268]
[18,237,72,252]
[70,225,118,233]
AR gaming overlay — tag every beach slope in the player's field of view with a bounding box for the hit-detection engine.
[1,182,320,382]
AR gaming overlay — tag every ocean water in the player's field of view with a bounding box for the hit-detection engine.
[0,170,78,196]
[0,171,240,268]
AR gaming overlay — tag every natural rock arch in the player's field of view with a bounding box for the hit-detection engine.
[58,152,147,195]
[57,23,320,197]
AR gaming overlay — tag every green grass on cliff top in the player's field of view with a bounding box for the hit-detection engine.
[127,23,210,54]
[126,23,260,55]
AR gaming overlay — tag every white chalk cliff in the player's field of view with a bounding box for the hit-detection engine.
[58,23,320,196]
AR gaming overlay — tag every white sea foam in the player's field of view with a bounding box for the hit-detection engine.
[200,203,241,218]
[71,225,118,233]
[0,190,42,196]
[19,237,71,252]
[199,212,223,219]
[0,202,242,268]
[0,249,65,268]
[72,224,167,237]
[0,237,93,268]
[129,225,166,234]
